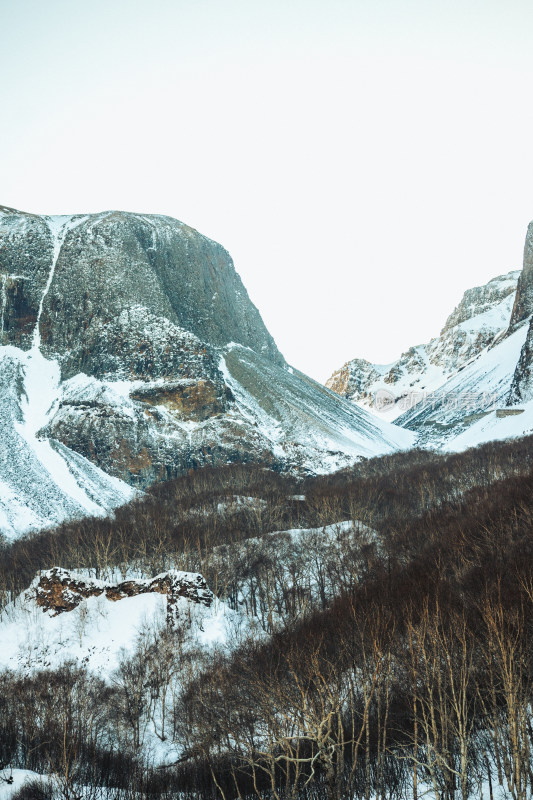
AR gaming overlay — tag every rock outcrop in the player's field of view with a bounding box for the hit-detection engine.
[508,317,533,403]
[31,567,213,626]
[326,358,383,405]
[0,207,283,375]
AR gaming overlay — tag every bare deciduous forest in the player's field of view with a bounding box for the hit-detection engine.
[1,435,533,799]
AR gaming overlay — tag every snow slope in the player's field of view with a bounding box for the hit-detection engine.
[0,345,136,541]
[221,344,415,470]
[0,212,137,540]
[0,569,236,678]
[443,399,533,451]
[395,323,530,447]
[326,267,533,449]
[0,770,51,800]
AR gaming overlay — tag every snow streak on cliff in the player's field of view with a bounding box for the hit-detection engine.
[0,207,413,539]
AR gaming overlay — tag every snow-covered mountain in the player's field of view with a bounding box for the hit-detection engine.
[327,270,520,421]
[0,206,413,540]
[327,221,533,450]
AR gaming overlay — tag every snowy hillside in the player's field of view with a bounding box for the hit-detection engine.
[326,270,520,424]
[396,322,533,448]
[0,346,136,541]
[0,517,369,780]
[220,344,415,471]
[326,220,533,451]
[0,568,234,678]
[1,441,531,800]
[0,520,368,679]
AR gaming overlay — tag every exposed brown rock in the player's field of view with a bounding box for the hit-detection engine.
[131,379,229,421]
[110,441,153,476]
[33,567,213,627]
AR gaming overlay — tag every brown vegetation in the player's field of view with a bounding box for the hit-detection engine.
[1,436,533,798]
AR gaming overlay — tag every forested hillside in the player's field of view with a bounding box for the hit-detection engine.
[1,437,533,798]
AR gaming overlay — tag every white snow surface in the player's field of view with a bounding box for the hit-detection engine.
[16,349,104,514]
[0,569,236,679]
[0,211,137,540]
[444,397,533,451]
[0,345,136,540]
[0,770,49,799]
[0,286,137,537]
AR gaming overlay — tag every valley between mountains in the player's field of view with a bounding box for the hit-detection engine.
[2,207,533,800]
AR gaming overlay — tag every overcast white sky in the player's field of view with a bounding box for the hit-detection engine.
[2,0,533,381]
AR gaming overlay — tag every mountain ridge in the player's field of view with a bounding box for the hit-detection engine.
[327,269,520,421]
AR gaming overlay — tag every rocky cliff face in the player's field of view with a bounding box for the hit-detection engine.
[325,358,384,405]
[0,207,283,375]
[442,272,521,332]
[508,221,533,333]
[508,317,533,403]
[0,206,412,538]
[506,223,533,404]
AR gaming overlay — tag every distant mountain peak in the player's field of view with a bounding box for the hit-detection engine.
[327,220,533,451]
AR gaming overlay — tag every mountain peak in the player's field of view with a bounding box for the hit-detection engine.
[326,269,520,422]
